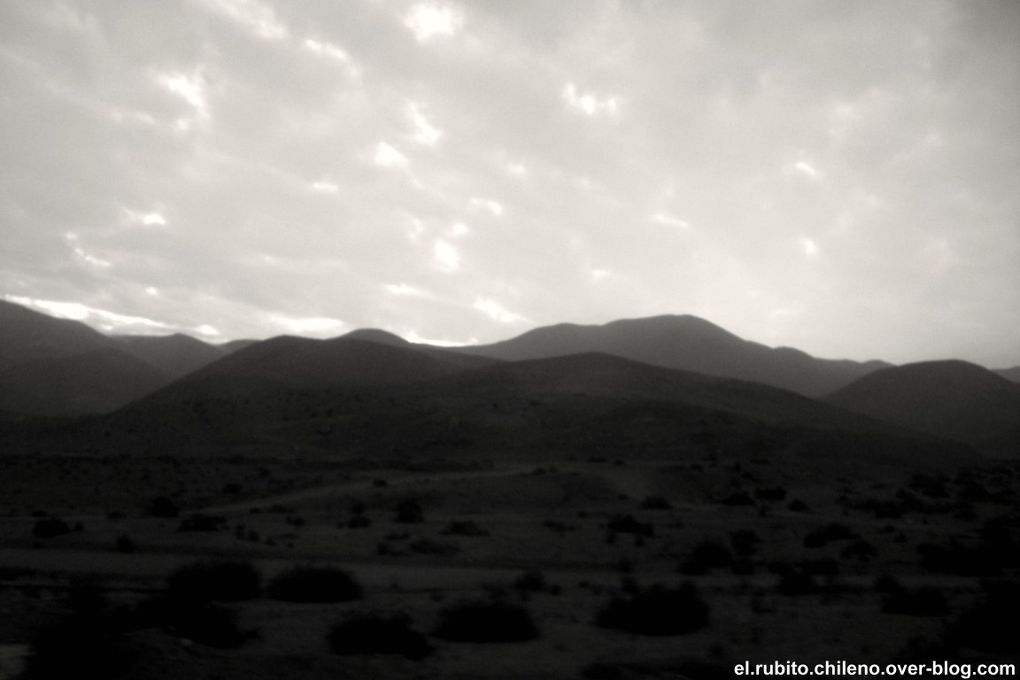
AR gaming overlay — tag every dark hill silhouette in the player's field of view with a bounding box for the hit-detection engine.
[460,315,887,396]
[995,366,1020,384]
[826,360,1020,456]
[115,333,225,379]
[126,335,500,407]
[0,299,112,371]
[341,328,410,347]
[0,347,169,416]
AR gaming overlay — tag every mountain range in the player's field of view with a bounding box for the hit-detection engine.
[0,298,1017,457]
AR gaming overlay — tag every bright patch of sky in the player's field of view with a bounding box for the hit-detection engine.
[403,3,464,43]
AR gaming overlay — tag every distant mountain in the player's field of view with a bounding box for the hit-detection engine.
[995,366,1020,384]
[115,333,225,379]
[0,347,169,416]
[127,334,500,406]
[0,299,111,371]
[94,346,966,472]
[460,315,888,396]
[826,360,1020,456]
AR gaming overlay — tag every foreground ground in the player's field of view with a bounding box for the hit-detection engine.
[0,448,1017,679]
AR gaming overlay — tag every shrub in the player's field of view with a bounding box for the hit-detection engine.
[328,612,432,659]
[32,517,72,539]
[146,496,179,518]
[177,513,226,532]
[729,529,760,557]
[596,583,709,635]
[267,566,361,602]
[409,538,460,555]
[720,491,754,506]
[166,561,261,602]
[882,587,950,616]
[755,486,787,502]
[115,534,136,554]
[443,520,490,537]
[947,580,1020,653]
[395,499,424,524]
[803,523,855,548]
[640,496,672,510]
[347,515,371,529]
[606,514,654,537]
[841,539,878,561]
[21,613,135,679]
[168,602,252,648]
[679,540,733,575]
[776,570,817,596]
[434,600,539,642]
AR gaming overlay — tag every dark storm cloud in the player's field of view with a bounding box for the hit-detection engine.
[1,0,1017,364]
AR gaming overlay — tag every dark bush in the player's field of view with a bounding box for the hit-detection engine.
[841,539,877,561]
[395,499,424,524]
[596,583,709,635]
[883,587,950,616]
[679,540,733,575]
[729,529,760,557]
[442,520,490,537]
[169,602,253,648]
[177,513,226,532]
[347,515,371,529]
[607,514,654,537]
[514,570,548,592]
[755,486,787,502]
[640,496,672,510]
[21,613,135,679]
[434,600,539,642]
[328,612,432,659]
[32,517,72,539]
[787,499,810,513]
[146,496,179,518]
[720,491,754,506]
[409,538,460,555]
[115,534,136,554]
[166,561,261,602]
[803,523,856,548]
[947,580,1020,653]
[267,566,362,602]
[776,570,817,596]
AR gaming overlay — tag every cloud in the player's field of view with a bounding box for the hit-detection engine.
[373,142,409,168]
[562,82,619,118]
[5,294,171,332]
[469,197,503,216]
[303,38,359,78]
[403,3,464,43]
[197,0,289,41]
[310,181,339,193]
[650,212,690,230]
[473,297,528,324]
[123,209,168,227]
[433,239,460,272]
[407,101,442,146]
[268,313,345,336]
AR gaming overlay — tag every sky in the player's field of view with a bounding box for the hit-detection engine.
[1,0,1018,367]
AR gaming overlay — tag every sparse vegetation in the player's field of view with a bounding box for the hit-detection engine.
[434,600,539,642]
[596,582,709,635]
[267,566,362,602]
[166,561,261,602]
[328,612,432,659]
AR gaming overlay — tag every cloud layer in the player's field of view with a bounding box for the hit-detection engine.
[1,0,1018,366]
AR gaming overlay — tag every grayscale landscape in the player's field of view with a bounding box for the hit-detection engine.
[1,2,1018,679]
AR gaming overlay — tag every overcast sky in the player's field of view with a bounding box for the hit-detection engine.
[1,1,1018,366]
